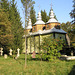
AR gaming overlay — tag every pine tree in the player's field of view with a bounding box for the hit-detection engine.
[9,0,24,53]
[41,10,49,23]
[30,6,36,25]
[69,0,75,43]
[0,0,9,12]
[70,0,75,24]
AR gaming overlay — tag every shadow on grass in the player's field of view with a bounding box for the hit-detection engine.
[18,57,41,61]
[68,65,75,75]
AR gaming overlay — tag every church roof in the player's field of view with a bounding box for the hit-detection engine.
[26,25,32,29]
[34,20,45,25]
[47,8,58,23]
[34,12,45,25]
[27,27,67,36]
[47,18,58,23]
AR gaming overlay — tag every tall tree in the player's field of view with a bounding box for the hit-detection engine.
[0,9,13,54]
[61,22,71,33]
[30,6,36,25]
[41,10,49,23]
[21,0,35,68]
[69,0,75,44]
[9,0,24,53]
[0,0,9,12]
[70,0,75,24]
[61,22,75,43]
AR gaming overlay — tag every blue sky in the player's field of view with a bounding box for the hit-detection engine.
[15,0,73,27]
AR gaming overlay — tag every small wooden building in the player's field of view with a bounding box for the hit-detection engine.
[23,8,67,53]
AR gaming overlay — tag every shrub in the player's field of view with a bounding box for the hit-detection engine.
[40,37,65,61]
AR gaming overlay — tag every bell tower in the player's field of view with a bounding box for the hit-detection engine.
[46,3,60,30]
[26,18,32,33]
[32,11,45,32]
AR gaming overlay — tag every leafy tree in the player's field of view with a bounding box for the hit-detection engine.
[9,0,24,53]
[61,22,75,46]
[41,10,49,23]
[61,22,71,33]
[61,22,71,40]
[0,9,13,54]
[40,37,64,61]
[30,6,36,25]
[21,0,35,68]
[70,0,75,24]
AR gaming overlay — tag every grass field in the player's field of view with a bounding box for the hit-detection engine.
[0,54,75,75]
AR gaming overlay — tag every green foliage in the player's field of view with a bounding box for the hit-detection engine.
[41,10,49,23]
[9,0,24,53]
[0,54,75,75]
[0,0,9,12]
[0,0,24,54]
[0,9,13,54]
[40,37,64,61]
[61,22,71,32]
[69,0,75,44]
[61,22,75,44]
[41,9,58,23]
[30,6,36,25]
[70,0,75,24]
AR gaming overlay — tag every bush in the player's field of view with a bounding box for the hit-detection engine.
[40,37,65,61]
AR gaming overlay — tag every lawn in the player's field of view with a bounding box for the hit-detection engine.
[0,54,75,75]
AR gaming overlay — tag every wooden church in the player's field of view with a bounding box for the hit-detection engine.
[23,7,68,53]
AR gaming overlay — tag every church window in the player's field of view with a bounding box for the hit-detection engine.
[55,25,60,29]
[47,25,49,28]
[60,37,61,39]
[33,27,35,31]
[43,26,46,30]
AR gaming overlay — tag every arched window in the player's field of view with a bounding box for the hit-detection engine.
[47,25,49,28]
[43,26,46,30]
[55,25,60,29]
[33,27,35,31]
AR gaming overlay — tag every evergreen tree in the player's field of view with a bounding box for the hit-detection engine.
[30,6,36,25]
[0,9,13,54]
[70,0,75,24]
[41,10,49,23]
[69,0,75,44]
[9,0,24,53]
[0,0,9,12]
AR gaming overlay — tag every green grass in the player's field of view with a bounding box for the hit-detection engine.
[0,54,75,75]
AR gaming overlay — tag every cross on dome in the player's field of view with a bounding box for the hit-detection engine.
[34,11,45,25]
[38,5,41,12]
[50,8,54,18]
[37,12,42,20]
[50,3,53,10]
[50,1,54,18]
[47,2,58,23]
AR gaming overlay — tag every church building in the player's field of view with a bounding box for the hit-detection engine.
[23,7,67,53]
